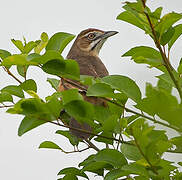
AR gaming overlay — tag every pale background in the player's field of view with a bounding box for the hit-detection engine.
[0,0,182,179]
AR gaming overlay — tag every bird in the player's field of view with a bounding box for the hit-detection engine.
[58,28,118,142]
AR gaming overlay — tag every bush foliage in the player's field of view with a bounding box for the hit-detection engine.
[1,0,182,179]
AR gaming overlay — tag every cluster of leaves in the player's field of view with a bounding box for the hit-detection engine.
[1,0,182,179]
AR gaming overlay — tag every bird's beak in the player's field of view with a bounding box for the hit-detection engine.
[101,31,118,39]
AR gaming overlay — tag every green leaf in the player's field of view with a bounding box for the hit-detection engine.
[94,149,128,168]
[0,49,11,60]
[81,161,108,175]
[156,73,175,87]
[39,141,61,150]
[103,115,119,133]
[105,169,130,180]
[102,75,141,102]
[1,54,37,66]
[63,59,80,80]
[160,26,175,46]
[1,85,24,98]
[0,92,13,103]
[157,79,172,93]
[20,79,37,92]
[168,24,182,50]
[17,65,28,77]
[46,94,63,118]
[18,116,47,136]
[46,32,75,54]
[121,163,149,177]
[42,59,80,80]
[47,78,60,90]
[170,136,182,153]
[56,130,79,146]
[122,46,163,70]
[94,131,114,145]
[87,83,114,97]
[41,32,49,42]
[61,89,83,105]
[34,32,49,54]
[155,12,182,39]
[24,41,37,54]
[58,167,88,179]
[121,143,143,161]
[11,39,24,53]
[178,58,182,74]
[117,11,145,31]
[64,100,94,123]
[42,59,65,76]
[29,50,62,64]
[136,83,182,128]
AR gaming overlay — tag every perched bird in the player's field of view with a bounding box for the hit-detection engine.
[58,28,118,140]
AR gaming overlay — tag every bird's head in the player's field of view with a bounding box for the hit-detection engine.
[74,28,118,56]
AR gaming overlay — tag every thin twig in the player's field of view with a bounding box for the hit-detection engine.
[0,105,14,108]
[141,0,182,102]
[63,78,181,132]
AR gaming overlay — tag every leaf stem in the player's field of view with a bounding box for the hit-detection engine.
[141,0,182,102]
[63,78,181,132]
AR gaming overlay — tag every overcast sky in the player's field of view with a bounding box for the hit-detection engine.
[0,0,182,179]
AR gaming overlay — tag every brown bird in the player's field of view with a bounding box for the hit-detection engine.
[58,28,118,141]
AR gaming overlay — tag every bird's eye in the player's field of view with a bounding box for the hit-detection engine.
[87,33,95,40]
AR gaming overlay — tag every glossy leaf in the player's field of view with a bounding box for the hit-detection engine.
[87,83,114,97]
[61,89,83,105]
[47,78,60,90]
[20,79,37,92]
[160,26,175,46]
[102,75,141,102]
[46,32,75,54]
[117,11,145,31]
[42,59,80,80]
[1,85,24,98]
[31,50,63,64]
[121,143,143,161]
[18,116,47,136]
[157,79,172,93]
[94,149,128,168]
[58,167,88,179]
[17,65,27,78]
[56,130,79,146]
[34,32,49,54]
[121,163,149,177]
[155,12,182,38]
[168,24,182,50]
[64,100,94,123]
[39,141,61,150]
[11,39,24,52]
[105,169,130,180]
[24,41,37,54]
[0,92,13,103]
[1,54,37,66]
[81,161,108,175]
[136,83,182,128]
[0,49,11,59]
[122,46,163,69]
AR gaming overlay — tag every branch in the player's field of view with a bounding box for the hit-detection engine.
[45,119,132,145]
[141,0,182,102]
[0,105,14,108]
[3,67,22,84]
[63,78,181,132]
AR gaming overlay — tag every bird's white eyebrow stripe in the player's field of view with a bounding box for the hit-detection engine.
[83,31,101,37]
